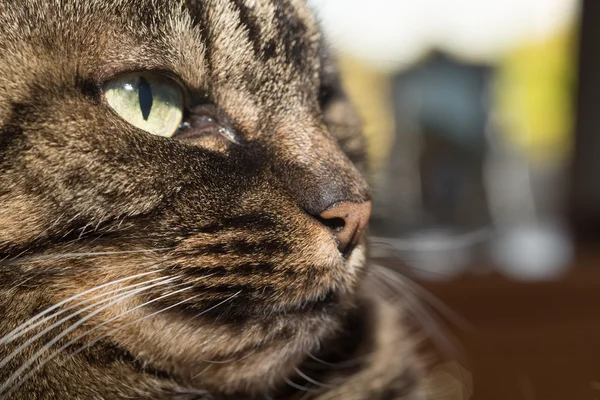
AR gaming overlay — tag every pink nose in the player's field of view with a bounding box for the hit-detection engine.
[317,201,372,256]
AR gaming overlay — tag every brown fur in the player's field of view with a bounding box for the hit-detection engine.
[0,1,423,398]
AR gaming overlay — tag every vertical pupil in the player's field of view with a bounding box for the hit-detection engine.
[137,76,153,121]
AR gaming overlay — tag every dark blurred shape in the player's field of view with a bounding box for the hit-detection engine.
[372,52,493,236]
[570,0,600,241]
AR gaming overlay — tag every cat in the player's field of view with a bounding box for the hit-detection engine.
[0,0,425,398]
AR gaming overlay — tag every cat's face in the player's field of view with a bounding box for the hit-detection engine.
[0,0,371,394]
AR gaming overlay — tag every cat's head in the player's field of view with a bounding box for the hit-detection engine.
[0,0,371,393]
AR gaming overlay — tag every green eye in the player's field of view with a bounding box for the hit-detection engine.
[104,72,184,137]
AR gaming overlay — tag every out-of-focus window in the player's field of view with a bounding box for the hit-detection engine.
[311,0,580,282]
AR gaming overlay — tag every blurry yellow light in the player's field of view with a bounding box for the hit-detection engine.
[494,26,576,165]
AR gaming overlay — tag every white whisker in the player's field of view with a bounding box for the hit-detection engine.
[32,212,66,241]
[283,377,319,393]
[74,285,240,370]
[5,286,201,397]
[373,264,473,332]
[0,276,179,394]
[293,367,334,389]
[24,248,172,261]
[191,364,212,379]
[0,269,165,345]
[370,266,467,366]
[193,348,256,366]
[369,229,491,252]
[370,265,473,398]
[304,351,362,370]
[69,284,201,359]
[193,290,241,318]
[3,274,172,346]
[77,222,93,239]
[79,261,156,271]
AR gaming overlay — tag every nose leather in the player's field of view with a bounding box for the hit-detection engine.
[318,200,372,256]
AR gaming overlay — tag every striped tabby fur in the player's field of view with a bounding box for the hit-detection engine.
[0,1,424,398]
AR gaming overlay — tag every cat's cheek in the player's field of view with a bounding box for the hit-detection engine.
[0,193,56,250]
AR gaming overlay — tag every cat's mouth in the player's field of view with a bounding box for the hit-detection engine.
[276,242,367,315]
[277,287,340,315]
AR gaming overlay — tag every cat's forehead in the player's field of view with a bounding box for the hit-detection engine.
[1,0,323,111]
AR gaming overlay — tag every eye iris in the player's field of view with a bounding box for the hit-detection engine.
[104,72,184,137]
[137,76,153,121]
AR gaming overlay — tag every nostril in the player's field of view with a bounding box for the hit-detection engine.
[316,201,372,257]
[315,216,345,232]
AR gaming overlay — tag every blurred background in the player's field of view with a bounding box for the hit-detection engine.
[310,0,599,399]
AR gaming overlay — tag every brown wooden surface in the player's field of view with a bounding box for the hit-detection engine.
[409,250,600,400]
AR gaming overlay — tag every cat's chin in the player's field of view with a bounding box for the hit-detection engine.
[116,270,363,395]
[114,300,349,395]
[190,311,349,394]
[93,238,369,394]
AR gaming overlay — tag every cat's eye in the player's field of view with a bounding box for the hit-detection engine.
[104,72,184,137]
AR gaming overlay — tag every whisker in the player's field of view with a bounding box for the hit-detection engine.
[192,290,242,320]
[369,266,473,397]
[75,261,157,271]
[134,283,243,358]
[372,269,462,358]
[3,283,195,398]
[68,285,208,359]
[304,351,362,370]
[2,274,171,345]
[299,266,462,382]
[193,349,255,365]
[6,248,173,263]
[368,239,454,279]
[369,229,490,253]
[64,277,238,370]
[0,269,165,345]
[0,276,179,394]
[283,377,320,394]
[299,279,416,374]
[191,364,213,379]
[0,276,177,372]
[77,221,93,239]
[12,276,37,288]
[58,284,195,362]
[293,367,335,389]
[372,264,473,332]
[93,292,253,391]
[32,212,66,242]
[151,288,253,370]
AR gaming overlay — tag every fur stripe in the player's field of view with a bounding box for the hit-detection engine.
[230,0,264,58]
[185,0,214,76]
